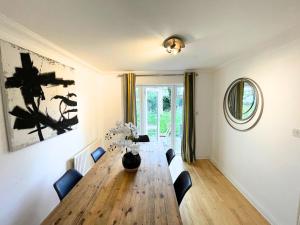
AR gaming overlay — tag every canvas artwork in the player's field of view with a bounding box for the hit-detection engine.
[0,40,78,151]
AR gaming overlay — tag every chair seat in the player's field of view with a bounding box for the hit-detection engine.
[53,169,83,201]
[174,171,192,205]
[135,135,150,142]
[166,148,176,165]
[91,147,106,163]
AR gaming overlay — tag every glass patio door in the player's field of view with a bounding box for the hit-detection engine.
[174,86,184,153]
[136,85,183,154]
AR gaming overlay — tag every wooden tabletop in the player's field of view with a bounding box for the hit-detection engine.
[42,143,183,225]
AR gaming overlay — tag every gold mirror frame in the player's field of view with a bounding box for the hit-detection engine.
[223,78,264,131]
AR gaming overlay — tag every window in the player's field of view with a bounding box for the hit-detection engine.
[136,85,183,154]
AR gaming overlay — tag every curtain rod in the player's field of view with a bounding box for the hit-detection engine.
[136,74,183,77]
[118,74,197,77]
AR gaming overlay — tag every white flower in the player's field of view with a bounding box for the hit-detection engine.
[106,121,140,153]
[130,143,140,155]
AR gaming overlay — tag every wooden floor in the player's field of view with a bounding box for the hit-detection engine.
[169,157,270,225]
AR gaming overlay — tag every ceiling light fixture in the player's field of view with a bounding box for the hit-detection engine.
[163,36,185,55]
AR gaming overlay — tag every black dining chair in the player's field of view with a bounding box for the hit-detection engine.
[53,169,83,201]
[136,135,150,142]
[91,147,106,163]
[166,148,176,165]
[174,171,192,206]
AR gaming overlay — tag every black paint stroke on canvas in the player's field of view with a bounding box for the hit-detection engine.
[5,53,78,141]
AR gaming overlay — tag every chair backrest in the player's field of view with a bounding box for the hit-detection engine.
[174,171,192,206]
[166,148,176,165]
[137,135,150,142]
[53,169,83,201]
[91,147,106,163]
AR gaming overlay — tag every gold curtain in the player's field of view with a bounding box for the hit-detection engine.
[228,81,244,119]
[123,73,136,124]
[181,72,196,163]
[236,81,244,119]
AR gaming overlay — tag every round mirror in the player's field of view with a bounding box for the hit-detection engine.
[227,80,257,121]
[223,78,263,131]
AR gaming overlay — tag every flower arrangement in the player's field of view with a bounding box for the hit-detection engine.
[105,121,140,155]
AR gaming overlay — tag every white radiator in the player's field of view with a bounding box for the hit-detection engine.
[73,141,99,175]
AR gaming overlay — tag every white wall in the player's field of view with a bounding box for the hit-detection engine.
[211,38,300,225]
[195,71,213,159]
[136,74,183,85]
[0,16,123,225]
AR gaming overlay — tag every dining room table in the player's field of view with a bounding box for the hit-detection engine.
[41,142,183,225]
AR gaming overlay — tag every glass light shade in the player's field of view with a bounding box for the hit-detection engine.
[166,44,180,55]
[163,36,185,55]
[171,48,180,55]
[166,46,172,53]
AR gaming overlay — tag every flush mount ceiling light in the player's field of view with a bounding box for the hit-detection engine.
[163,36,185,55]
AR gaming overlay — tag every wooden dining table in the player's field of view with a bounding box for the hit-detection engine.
[42,142,183,225]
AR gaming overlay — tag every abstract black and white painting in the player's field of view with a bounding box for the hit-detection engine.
[0,40,78,151]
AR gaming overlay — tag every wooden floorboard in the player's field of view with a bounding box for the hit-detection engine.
[169,157,270,225]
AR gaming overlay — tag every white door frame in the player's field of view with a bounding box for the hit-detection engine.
[136,85,183,150]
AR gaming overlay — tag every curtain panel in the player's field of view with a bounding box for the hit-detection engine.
[123,73,136,124]
[181,72,196,163]
[228,81,244,119]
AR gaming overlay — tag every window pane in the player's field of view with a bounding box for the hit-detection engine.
[136,85,184,154]
[135,87,141,134]
[175,86,184,154]
[159,87,171,148]
[147,89,158,141]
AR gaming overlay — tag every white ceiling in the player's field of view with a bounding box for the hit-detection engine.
[0,0,300,71]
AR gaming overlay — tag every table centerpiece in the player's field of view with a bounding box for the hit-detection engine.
[105,121,141,171]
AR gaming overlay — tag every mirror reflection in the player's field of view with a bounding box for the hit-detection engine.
[227,80,257,120]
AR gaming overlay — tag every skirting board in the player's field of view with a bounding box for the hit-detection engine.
[196,155,209,160]
[210,158,278,225]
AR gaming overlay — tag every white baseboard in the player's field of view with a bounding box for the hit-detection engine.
[196,154,209,160]
[209,158,278,225]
